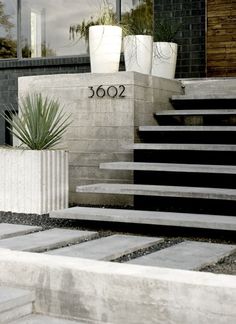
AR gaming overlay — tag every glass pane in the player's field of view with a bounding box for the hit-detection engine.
[121,0,153,35]
[21,0,116,58]
[0,0,17,59]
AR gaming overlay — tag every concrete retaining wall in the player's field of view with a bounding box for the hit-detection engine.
[18,72,183,206]
[0,248,235,323]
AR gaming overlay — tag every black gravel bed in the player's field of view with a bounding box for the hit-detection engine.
[0,211,236,275]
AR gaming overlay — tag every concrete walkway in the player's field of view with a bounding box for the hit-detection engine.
[0,223,235,272]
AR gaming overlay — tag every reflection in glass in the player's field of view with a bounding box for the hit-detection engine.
[0,0,17,59]
[21,0,117,58]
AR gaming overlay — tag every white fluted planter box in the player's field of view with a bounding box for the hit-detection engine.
[0,149,68,214]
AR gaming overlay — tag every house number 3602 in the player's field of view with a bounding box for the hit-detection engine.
[88,85,126,98]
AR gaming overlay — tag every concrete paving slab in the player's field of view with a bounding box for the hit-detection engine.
[10,314,84,323]
[0,223,41,240]
[46,235,162,261]
[155,109,236,116]
[128,241,236,270]
[0,229,98,252]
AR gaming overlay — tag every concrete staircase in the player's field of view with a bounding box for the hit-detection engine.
[51,80,236,231]
[0,286,35,323]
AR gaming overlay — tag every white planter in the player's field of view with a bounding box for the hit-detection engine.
[0,149,68,214]
[124,35,153,74]
[89,25,122,73]
[152,42,178,79]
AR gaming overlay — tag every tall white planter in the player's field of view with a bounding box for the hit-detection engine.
[89,25,122,73]
[124,35,153,74]
[0,149,68,214]
[152,42,178,79]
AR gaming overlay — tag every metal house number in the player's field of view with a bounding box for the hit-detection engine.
[88,85,126,98]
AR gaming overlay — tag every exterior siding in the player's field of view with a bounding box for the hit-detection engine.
[207,0,236,77]
[154,0,206,78]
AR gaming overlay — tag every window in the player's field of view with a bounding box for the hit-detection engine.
[0,0,153,59]
[0,0,17,59]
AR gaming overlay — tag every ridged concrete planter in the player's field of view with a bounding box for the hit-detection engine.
[0,149,68,214]
[152,42,178,79]
[89,25,122,73]
[124,35,153,74]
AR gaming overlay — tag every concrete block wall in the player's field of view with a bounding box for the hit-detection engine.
[19,72,182,207]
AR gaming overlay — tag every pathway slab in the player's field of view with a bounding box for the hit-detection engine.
[46,235,163,261]
[0,229,98,252]
[0,223,41,240]
[127,241,236,270]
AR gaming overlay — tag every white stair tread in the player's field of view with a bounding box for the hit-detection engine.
[100,162,236,174]
[131,143,236,151]
[76,183,236,201]
[46,234,162,261]
[128,241,236,270]
[139,125,236,131]
[0,286,34,313]
[10,314,84,323]
[156,109,236,116]
[0,229,98,252]
[50,207,236,231]
[0,223,41,240]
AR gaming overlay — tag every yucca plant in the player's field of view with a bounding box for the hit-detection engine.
[2,93,71,150]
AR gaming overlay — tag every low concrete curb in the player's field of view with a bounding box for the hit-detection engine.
[0,248,235,324]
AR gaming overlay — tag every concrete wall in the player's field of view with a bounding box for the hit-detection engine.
[19,72,182,206]
[0,248,236,324]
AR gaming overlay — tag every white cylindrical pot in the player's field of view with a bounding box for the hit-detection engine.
[152,42,178,79]
[89,25,122,73]
[124,35,153,74]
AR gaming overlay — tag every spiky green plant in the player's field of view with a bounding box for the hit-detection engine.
[2,93,71,150]
[154,20,181,42]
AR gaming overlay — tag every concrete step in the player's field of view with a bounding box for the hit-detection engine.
[10,314,85,323]
[128,241,236,270]
[76,183,236,201]
[170,94,236,109]
[100,162,236,174]
[156,109,236,116]
[139,125,236,132]
[182,79,236,96]
[50,207,236,231]
[0,229,98,252]
[0,224,42,240]
[46,235,162,261]
[132,143,236,151]
[132,143,236,165]
[139,126,236,144]
[0,286,35,323]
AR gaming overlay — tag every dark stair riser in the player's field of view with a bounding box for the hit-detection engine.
[134,196,236,216]
[170,98,236,110]
[133,171,236,189]
[155,115,236,126]
[139,131,236,144]
[134,149,236,166]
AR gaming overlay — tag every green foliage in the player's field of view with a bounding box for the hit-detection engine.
[2,94,71,150]
[154,20,181,42]
[0,37,17,58]
[121,0,153,35]
[70,1,119,42]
